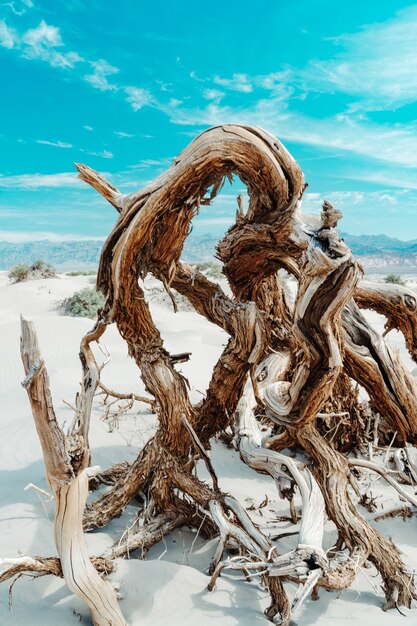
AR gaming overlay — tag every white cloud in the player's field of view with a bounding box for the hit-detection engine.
[22,20,82,68]
[169,95,417,171]
[83,125,94,131]
[203,88,224,102]
[301,189,417,233]
[81,148,114,159]
[36,139,73,148]
[213,73,252,93]
[84,59,119,91]
[2,1,31,16]
[114,131,134,138]
[3,2,23,16]
[337,169,417,191]
[124,86,152,111]
[23,20,60,47]
[1,18,156,114]
[3,0,34,14]
[0,172,81,188]
[0,20,17,48]
[299,6,417,110]
[168,97,183,107]
[128,157,172,169]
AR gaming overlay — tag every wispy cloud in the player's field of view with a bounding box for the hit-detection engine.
[168,94,417,170]
[0,172,81,188]
[124,86,152,111]
[168,97,182,107]
[1,17,154,113]
[83,125,94,131]
[21,20,82,68]
[114,131,134,138]
[36,139,73,148]
[127,157,172,169]
[302,189,417,234]
[84,58,118,91]
[81,148,114,159]
[213,73,252,93]
[0,19,17,48]
[335,168,417,191]
[298,6,417,111]
[203,88,224,103]
[2,0,33,16]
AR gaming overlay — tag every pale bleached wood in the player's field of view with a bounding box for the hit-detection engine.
[20,317,126,626]
[236,354,327,616]
[349,458,417,507]
[355,279,417,363]
[0,555,114,584]
[343,301,417,442]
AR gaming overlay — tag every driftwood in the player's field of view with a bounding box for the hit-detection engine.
[7,125,417,624]
[20,317,126,626]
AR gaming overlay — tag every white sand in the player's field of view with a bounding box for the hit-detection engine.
[0,271,416,625]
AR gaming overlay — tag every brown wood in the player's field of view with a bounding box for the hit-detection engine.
[7,125,417,625]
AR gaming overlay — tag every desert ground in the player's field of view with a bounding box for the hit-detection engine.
[1,269,417,625]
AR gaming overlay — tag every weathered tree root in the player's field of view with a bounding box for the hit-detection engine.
[297,426,416,610]
[9,125,417,625]
[355,279,417,364]
[343,302,417,443]
[76,126,417,622]
[0,555,114,584]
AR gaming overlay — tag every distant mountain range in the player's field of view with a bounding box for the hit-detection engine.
[1,231,417,271]
[0,240,104,270]
[340,232,417,258]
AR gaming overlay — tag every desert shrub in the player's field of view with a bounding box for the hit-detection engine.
[194,262,224,280]
[66,271,97,276]
[384,273,406,286]
[9,259,56,283]
[59,287,105,318]
[8,263,31,283]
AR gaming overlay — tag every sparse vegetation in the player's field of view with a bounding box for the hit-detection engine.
[8,259,56,283]
[59,287,105,318]
[384,273,406,285]
[194,262,223,280]
[66,270,97,276]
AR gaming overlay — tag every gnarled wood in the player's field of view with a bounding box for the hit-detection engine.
[72,124,417,623]
[343,301,417,442]
[355,279,417,363]
[20,318,126,626]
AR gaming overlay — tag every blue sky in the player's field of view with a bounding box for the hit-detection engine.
[1,0,417,242]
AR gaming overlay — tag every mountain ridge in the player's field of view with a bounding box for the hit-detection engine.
[0,231,417,270]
